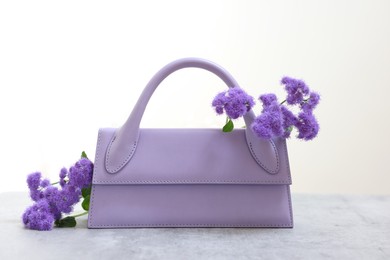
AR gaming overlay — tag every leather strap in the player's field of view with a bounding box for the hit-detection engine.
[105,58,279,174]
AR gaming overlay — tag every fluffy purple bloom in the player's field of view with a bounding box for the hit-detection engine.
[248,76,320,141]
[281,106,298,138]
[252,95,281,139]
[251,113,273,139]
[59,167,68,187]
[22,200,54,231]
[42,186,62,219]
[40,179,50,188]
[281,106,298,126]
[301,92,320,112]
[22,156,94,231]
[27,172,43,202]
[215,106,223,114]
[259,94,278,107]
[58,185,82,214]
[281,76,309,105]
[296,112,319,140]
[68,158,93,190]
[212,92,228,115]
[50,158,93,216]
[252,96,284,139]
[27,172,40,192]
[41,184,83,221]
[252,110,283,139]
[212,87,255,119]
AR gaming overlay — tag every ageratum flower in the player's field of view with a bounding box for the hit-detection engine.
[212,92,227,115]
[251,77,320,140]
[259,93,278,107]
[296,112,320,140]
[59,168,67,187]
[252,94,284,139]
[68,158,93,190]
[27,172,44,202]
[22,199,54,231]
[301,92,320,113]
[281,76,310,105]
[22,157,94,231]
[212,87,255,119]
[43,185,62,220]
[252,111,283,139]
[56,185,81,214]
[280,105,298,138]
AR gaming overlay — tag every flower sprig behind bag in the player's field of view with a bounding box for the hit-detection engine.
[212,76,320,140]
[22,152,93,231]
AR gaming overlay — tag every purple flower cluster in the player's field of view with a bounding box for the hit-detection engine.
[252,94,284,139]
[212,87,255,119]
[22,200,54,231]
[22,158,93,231]
[296,112,319,140]
[281,76,310,105]
[251,77,320,140]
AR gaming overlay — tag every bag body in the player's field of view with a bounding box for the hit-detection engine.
[88,58,293,228]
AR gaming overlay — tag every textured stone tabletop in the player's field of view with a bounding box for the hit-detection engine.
[0,192,389,260]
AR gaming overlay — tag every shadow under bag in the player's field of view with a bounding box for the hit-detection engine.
[88,58,293,228]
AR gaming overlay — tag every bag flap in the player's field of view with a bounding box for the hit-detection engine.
[92,128,292,185]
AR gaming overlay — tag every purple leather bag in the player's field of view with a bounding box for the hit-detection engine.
[88,58,293,228]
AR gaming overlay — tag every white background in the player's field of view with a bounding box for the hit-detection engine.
[1,0,389,194]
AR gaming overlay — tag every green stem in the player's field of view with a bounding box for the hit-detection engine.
[51,181,60,185]
[280,97,309,106]
[69,211,88,218]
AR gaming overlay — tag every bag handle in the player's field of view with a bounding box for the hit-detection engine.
[105,58,280,174]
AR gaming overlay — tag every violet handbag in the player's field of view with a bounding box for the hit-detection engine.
[88,58,293,228]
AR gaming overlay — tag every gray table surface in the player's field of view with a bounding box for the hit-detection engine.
[0,192,389,260]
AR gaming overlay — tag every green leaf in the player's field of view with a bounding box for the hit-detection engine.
[82,186,91,198]
[81,151,88,159]
[55,217,77,228]
[222,119,234,132]
[82,195,90,211]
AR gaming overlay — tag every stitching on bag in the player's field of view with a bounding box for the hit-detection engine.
[280,139,293,226]
[89,223,293,228]
[286,185,293,227]
[88,129,102,227]
[105,137,137,173]
[89,184,96,227]
[282,139,292,183]
[91,130,102,184]
[93,180,289,184]
[248,141,279,174]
